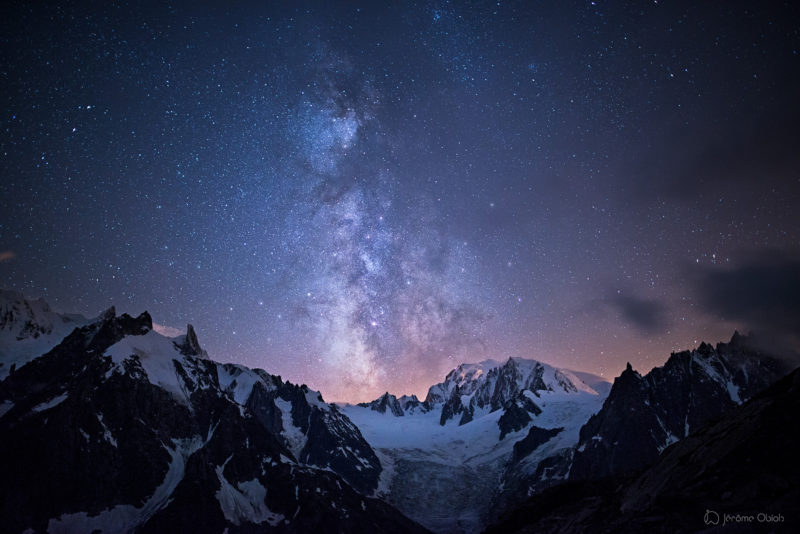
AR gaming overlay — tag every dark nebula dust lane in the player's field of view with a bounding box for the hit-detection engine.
[1,1,799,401]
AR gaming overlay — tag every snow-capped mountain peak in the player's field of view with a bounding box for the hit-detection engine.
[342,356,611,533]
[358,392,405,416]
[427,356,605,426]
[0,289,87,379]
[103,322,200,406]
[423,359,503,405]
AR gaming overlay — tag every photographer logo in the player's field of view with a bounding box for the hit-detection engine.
[704,510,720,525]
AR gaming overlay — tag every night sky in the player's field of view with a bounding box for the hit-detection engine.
[2,1,799,402]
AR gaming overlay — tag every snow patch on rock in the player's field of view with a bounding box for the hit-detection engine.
[275,397,307,460]
[104,330,189,404]
[217,364,266,405]
[216,456,284,527]
[32,393,68,413]
[46,435,206,533]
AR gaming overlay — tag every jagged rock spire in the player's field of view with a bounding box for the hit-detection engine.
[175,323,208,358]
[99,306,116,321]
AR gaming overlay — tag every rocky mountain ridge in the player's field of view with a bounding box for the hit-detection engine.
[485,331,793,526]
[484,364,800,533]
[569,331,789,480]
[0,296,429,534]
[1,290,793,534]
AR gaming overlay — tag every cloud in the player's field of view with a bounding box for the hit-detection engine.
[608,293,668,335]
[627,84,800,204]
[152,322,185,338]
[690,249,800,343]
[0,251,16,262]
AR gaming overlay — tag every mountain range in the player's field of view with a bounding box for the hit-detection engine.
[342,357,610,533]
[0,289,795,533]
[485,363,800,534]
[0,291,425,534]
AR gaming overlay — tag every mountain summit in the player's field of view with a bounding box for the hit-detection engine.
[0,289,87,380]
[426,357,603,426]
[342,357,610,533]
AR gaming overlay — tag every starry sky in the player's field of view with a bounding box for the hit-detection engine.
[2,1,799,402]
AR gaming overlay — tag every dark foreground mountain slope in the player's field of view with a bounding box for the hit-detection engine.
[485,333,791,528]
[569,333,788,480]
[483,365,800,534]
[0,306,429,534]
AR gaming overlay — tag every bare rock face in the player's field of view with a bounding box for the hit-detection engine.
[511,426,563,463]
[174,323,208,358]
[498,393,542,440]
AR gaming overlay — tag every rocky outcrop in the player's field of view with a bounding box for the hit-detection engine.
[498,393,543,440]
[359,392,405,416]
[398,394,430,414]
[357,393,432,417]
[174,323,208,358]
[511,426,563,463]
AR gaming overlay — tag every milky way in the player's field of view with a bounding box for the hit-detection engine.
[1,1,799,401]
[272,47,492,397]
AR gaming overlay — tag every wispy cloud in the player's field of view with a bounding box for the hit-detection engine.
[152,322,185,338]
[608,293,669,335]
[690,249,800,346]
